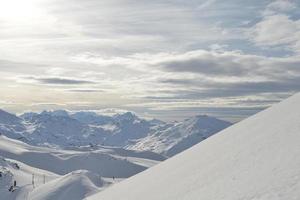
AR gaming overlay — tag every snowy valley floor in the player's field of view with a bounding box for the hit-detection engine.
[0,135,164,200]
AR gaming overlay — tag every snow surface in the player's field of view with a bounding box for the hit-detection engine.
[88,93,300,200]
[0,135,165,200]
[0,156,58,200]
[29,170,104,200]
[0,135,164,177]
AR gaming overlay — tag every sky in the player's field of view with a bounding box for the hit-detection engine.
[0,0,300,122]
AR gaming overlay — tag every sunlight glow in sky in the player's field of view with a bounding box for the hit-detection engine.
[0,0,299,122]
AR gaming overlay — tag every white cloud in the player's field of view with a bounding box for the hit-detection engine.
[250,14,300,49]
[248,0,300,53]
[263,0,296,16]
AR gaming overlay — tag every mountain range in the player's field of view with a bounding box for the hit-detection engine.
[0,109,232,157]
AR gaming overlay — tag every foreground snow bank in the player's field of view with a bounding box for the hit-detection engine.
[88,93,300,200]
[29,170,107,200]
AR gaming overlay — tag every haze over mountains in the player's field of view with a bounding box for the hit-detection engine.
[0,109,231,157]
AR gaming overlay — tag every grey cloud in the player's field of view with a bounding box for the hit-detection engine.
[154,51,262,77]
[28,77,95,85]
[67,89,105,93]
[160,78,197,85]
[160,58,243,76]
[154,76,300,100]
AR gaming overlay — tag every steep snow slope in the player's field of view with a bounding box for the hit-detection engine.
[127,115,231,157]
[88,93,300,200]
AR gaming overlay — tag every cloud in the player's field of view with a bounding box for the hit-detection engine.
[72,48,300,102]
[1,0,300,121]
[155,50,260,76]
[67,108,131,116]
[248,0,300,53]
[263,0,296,16]
[67,89,105,93]
[249,14,300,48]
[24,76,96,85]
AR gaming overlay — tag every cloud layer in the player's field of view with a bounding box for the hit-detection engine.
[0,0,299,121]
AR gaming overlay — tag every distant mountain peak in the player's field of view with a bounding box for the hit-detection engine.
[114,112,138,121]
[0,109,21,124]
[40,110,70,117]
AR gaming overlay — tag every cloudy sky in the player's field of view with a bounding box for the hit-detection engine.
[0,0,299,122]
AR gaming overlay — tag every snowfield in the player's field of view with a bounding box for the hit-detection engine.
[87,93,300,200]
[29,170,104,200]
[0,135,164,199]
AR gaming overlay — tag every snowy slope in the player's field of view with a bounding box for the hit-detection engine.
[0,135,164,178]
[29,170,105,200]
[0,156,59,200]
[127,115,231,157]
[0,156,112,200]
[88,93,300,200]
[0,134,165,200]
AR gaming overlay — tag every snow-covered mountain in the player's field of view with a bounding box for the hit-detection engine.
[0,109,231,157]
[103,112,154,146]
[127,115,232,156]
[70,111,113,125]
[88,93,300,200]
[0,109,27,140]
[20,111,157,147]
[21,111,107,147]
